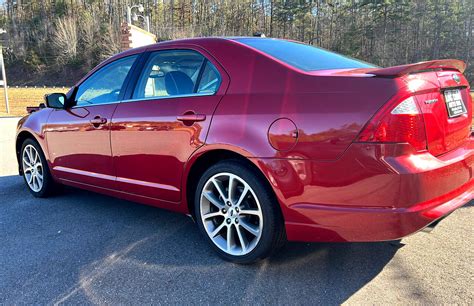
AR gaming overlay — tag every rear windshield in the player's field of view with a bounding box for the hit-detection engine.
[234,38,376,71]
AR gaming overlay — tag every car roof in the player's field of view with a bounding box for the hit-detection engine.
[113,36,288,58]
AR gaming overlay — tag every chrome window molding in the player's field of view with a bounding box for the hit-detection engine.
[121,91,216,103]
[69,91,216,109]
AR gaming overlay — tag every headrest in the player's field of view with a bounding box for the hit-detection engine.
[164,71,194,95]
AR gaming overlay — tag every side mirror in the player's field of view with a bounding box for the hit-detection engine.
[44,93,66,109]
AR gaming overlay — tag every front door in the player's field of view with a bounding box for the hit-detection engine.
[111,49,228,202]
[46,55,138,189]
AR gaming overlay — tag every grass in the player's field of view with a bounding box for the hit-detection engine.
[0,87,68,117]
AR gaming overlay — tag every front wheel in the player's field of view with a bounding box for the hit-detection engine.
[21,138,56,197]
[194,160,286,263]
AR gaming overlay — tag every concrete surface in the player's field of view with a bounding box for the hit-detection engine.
[0,117,21,177]
[0,117,473,304]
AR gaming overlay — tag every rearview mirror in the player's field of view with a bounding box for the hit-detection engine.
[44,93,66,109]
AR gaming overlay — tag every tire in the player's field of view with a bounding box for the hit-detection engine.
[194,159,286,264]
[20,138,56,197]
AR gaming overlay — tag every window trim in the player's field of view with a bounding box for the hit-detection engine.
[121,91,216,104]
[68,92,217,109]
[128,49,223,101]
[193,58,208,93]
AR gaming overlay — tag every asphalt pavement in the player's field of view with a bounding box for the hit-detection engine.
[0,117,473,304]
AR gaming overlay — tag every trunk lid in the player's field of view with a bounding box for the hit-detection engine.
[406,70,471,156]
[368,60,472,156]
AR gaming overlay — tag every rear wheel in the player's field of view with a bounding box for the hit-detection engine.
[194,160,286,263]
[21,139,56,197]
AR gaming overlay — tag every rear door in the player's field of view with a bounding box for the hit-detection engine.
[111,48,229,202]
[46,55,138,188]
[412,71,472,156]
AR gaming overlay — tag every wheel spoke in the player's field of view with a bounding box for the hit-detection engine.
[26,173,33,184]
[32,175,37,190]
[23,159,33,168]
[228,175,237,202]
[203,191,224,210]
[210,221,226,238]
[203,211,222,220]
[30,147,36,163]
[37,174,43,185]
[212,178,227,201]
[240,219,259,237]
[239,209,262,218]
[226,225,234,252]
[32,148,38,163]
[235,225,247,252]
[25,147,33,163]
[236,186,249,207]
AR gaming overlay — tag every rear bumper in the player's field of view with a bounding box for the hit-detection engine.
[284,180,472,242]
[259,137,473,242]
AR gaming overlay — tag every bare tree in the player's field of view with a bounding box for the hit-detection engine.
[52,17,78,65]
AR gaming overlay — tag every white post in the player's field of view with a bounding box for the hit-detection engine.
[146,16,150,32]
[0,45,9,114]
[127,6,132,24]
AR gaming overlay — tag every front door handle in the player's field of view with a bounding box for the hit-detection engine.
[177,113,206,123]
[90,116,107,127]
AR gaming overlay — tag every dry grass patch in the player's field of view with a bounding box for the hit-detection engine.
[0,87,68,117]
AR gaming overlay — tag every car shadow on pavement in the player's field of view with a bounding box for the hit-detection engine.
[0,175,400,305]
[461,199,473,207]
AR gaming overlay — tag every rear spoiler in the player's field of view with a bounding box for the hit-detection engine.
[370,59,466,77]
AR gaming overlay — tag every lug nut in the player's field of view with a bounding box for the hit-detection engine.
[222,208,227,214]
[235,218,239,224]
[226,201,232,206]
[226,218,231,224]
[235,207,240,213]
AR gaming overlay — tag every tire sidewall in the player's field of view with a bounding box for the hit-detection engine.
[194,160,284,263]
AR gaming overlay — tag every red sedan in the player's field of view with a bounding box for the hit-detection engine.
[16,38,473,263]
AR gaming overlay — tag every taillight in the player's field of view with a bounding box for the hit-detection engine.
[357,96,427,151]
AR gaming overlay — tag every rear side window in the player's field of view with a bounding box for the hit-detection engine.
[235,38,376,71]
[197,61,221,94]
[133,50,221,99]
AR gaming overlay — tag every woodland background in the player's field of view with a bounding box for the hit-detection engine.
[0,0,473,86]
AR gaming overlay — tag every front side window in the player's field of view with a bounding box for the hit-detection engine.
[75,55,137,106]
[133,50,221,99]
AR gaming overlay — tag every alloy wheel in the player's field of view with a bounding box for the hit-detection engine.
[22,144,44,192]
[200,172,263,256]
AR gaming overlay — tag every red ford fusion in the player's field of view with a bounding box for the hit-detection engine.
[16,37,473,263]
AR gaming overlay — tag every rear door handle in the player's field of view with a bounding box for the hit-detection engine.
[90,116,107,126]
[177,113,206,123]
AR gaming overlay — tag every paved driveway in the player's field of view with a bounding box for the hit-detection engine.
[0,117,473,304]
[0,117,21,176]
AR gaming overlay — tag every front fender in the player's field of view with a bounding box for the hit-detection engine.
[16,108,54,171]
